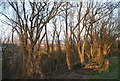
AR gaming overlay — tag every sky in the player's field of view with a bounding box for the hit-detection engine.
[0,0,119,2]
[0,0,119,42]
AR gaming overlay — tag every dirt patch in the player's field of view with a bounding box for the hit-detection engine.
[48,68,97,79]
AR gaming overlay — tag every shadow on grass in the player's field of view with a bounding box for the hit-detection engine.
[92,55,119,79]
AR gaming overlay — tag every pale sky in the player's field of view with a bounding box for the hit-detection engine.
[0,0,119,42]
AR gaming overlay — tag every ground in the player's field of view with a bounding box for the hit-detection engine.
[47,54,119,79]
[0,61,2,80]
[1,50,119,79]
[0,50,2,80]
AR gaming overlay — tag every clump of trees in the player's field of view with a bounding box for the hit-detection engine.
[0,0,119,79]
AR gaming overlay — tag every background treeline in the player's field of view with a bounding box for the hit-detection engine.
[0,0,120,79]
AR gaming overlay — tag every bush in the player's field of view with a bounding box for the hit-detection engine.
[40,51,67,75]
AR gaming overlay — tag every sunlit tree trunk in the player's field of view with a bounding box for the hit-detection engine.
[45,24,50,54]
[65,2,71,70]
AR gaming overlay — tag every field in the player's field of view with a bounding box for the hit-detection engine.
[2,44,120,79]
[93,54,119,79]
[0,49,2,80]
[0,61,2,80]
[47,54,119,79]
[1,42,120,79]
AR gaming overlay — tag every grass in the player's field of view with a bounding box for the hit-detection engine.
[0,61,2,80]
[93,54,119,79]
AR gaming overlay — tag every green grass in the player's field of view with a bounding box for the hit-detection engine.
[93,55,119,79]
[0,61,2,80]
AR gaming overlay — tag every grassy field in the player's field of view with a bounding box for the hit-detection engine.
[0,61,2,80]
[48,53,119,79]
[92,54,119,79]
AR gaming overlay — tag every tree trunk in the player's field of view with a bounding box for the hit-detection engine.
[65,2,71,70]
[66,40,71,70]
[45,25,50,53]
[52,31,55,52]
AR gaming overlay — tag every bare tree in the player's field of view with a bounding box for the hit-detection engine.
[0,0,62,78]
[51,18,57,52]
